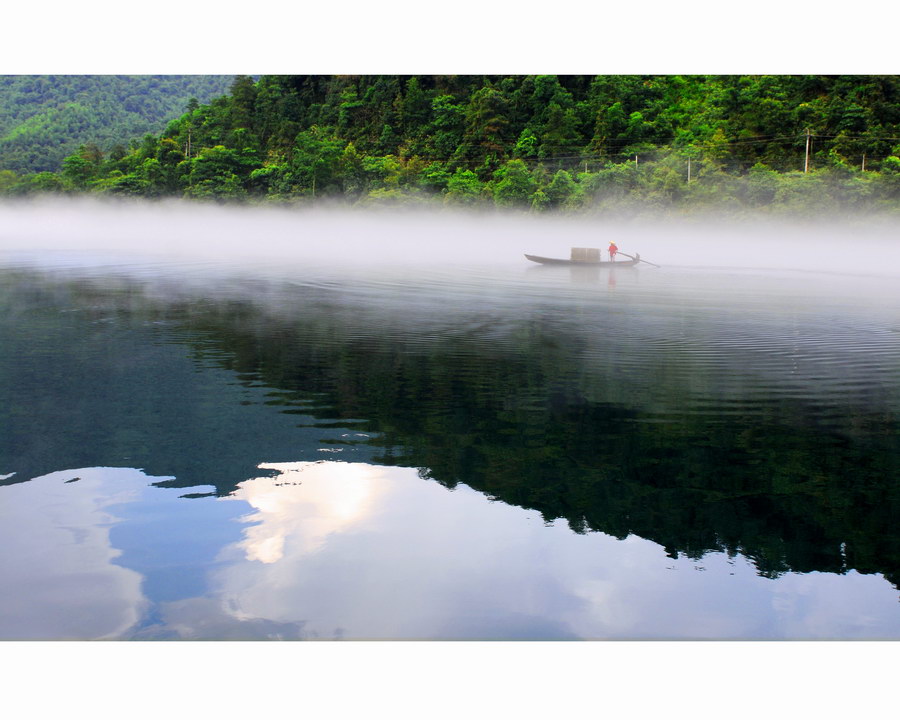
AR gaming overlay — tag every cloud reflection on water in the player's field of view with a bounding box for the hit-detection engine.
[236,461,383,563]
[1,461,897,640]
[191,461,900,640]
[0,468,154,640]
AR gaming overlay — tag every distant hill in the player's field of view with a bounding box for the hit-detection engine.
[0,75,234,173]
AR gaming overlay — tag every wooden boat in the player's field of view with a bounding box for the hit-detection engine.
[525,252,641,267]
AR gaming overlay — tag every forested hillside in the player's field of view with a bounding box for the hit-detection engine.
[4,75,900,214]
[0,75,233,173]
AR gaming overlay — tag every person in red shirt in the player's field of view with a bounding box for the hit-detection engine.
[608,241,618,261]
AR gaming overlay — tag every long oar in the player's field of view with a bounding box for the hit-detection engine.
[617,251,661,268]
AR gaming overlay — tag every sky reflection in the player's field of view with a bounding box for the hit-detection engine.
[0,468,154,639]
[189,462,900,640]
[237,461,384,563]
[2,461,897,640]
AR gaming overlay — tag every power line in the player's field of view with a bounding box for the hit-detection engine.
[807,134,900,141]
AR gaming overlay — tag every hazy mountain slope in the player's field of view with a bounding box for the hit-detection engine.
[0,75,234,173]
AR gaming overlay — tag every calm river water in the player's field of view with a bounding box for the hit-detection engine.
[1,210,899,640]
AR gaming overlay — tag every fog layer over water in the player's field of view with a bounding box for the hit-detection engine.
[1,199,898,640]
[3,199,898,416]
[3,197,900,273]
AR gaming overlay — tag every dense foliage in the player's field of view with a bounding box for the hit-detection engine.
[4,74,900,214]
[0,75,233,174]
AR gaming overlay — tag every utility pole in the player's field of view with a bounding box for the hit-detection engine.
[635,154,638,168]
[804,128,811,173]
[862,153,866,172]
[687,156,692,183]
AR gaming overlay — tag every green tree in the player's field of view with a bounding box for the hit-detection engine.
[425,95,464,157]
[538,103,582,160]
[376,123,400,155]
[230,75,258,132]
[418,161,451,194]
[361,155,403,191]
[530,188,550,212]
[460,85,510,169]
[513,129,538,159]
[744,163,779,206]
[186,145,255,199]
[545,169,579,208]
[492,159,538,207]
[339,142,366,197]
[60,144,100,189]
[0,169,17,193]
[595,101,628,147]
[290,127,345,195]
[26,171,65,193]
[247,163,290,197]
[875,154,900,200]
[444,168,483,204]
[399,77,431,135]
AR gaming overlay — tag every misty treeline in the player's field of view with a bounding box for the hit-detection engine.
[3,74,900,214]
[0,76,233,175]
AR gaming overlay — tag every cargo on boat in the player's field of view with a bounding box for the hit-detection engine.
[525,247,641,267]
